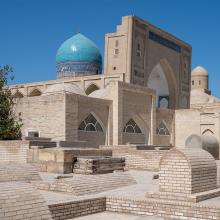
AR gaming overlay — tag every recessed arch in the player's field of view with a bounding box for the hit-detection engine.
[13,90,24,98]
[123,114,150,144]
[29,88,42,97]
[157,120,170,136]
[202,129,214,135]
[85,83,100,95]
[147,58,177,109]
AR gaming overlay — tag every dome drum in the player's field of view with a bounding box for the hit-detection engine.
[56,60,101,79]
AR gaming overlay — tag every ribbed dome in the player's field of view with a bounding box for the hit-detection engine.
[56,33,102,78]
[192,66,208,77]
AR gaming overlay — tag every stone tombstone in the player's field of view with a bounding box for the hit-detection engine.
[185,134,219,159]
[159,148,217,195]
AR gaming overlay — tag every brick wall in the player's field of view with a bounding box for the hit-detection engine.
[112,148,168,171]
[0,141,29,162]
[159,148,217,194]
[106,196,220,220]
[0,162,41,182]
[0,182,52,220]
[49,197,106,220]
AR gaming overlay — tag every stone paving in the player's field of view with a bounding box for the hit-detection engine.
[72,212,164,220]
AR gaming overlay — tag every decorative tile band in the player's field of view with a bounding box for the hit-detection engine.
[149,31,181,53]
[56,61,102,78]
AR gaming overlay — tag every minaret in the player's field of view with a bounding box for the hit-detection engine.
[191,66,210,94]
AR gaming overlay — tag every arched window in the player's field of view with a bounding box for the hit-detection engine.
[13,91,24,98]
[123,119,142,134]
[192,80,194,85]
[156,121,170,136]
[29,89,42,97]
[78,114,103,132]
[85,84,99,95]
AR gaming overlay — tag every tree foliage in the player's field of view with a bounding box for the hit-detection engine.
[0,65,22,140]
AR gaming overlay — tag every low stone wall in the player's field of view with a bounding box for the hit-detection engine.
[110,147,169,171]
[106,196,220,220]
[49,197,106,220]
[0,141,29,163]
[0,182,52,220]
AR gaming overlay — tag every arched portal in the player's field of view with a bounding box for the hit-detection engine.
[85,83,100,95]
[147,59,177,109]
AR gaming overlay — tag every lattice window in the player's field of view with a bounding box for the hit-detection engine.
[157,121,170,135]
[123,119,142,134]
[78,114,103,132]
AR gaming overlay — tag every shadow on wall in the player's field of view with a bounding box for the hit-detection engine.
[185,134,219,159]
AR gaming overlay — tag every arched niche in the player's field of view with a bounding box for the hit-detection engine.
[13,90,24,98]
[147,59,177,109]
[29,89,42,97]
[85,83,100,95]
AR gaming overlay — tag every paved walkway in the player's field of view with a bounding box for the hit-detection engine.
[72,212,164,220]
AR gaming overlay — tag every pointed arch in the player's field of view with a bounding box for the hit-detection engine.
[202,129,214,135]
[123,118,142,134]
[147,58,177,109]
[29,88,42,97]
[13,90,24,98]
[85,83,100,95]
[78,113,104,132]
[157,120,170,136]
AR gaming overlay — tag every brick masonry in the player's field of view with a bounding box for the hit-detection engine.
[49,197,106,220]
[0,162,41,182]
[0,182,52,220]
[0,141,29,163]
[159,148,217,194]
[110,147,169,171]
[106,196,220,220]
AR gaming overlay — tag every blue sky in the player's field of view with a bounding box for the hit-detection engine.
[0,0,220,96]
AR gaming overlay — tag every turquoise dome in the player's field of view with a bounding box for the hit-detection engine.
[56,33,102,78]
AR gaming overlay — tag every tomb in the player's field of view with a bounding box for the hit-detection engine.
[146,148,220,202]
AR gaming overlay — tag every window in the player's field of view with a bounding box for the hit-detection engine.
[123,119,142,134]
[156,121,170,136]
[114,49,119,55]
[78,114,103,132]
[136,50,141,57]
[192,80,194,85]
[136,42,141,57]
[115,40,119,47]
[199,80,201,85]
[113,66,117,70]
[28,131,39,138]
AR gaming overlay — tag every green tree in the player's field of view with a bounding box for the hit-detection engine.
[0,65,22,140]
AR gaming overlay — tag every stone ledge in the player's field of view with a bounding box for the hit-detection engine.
[146,187,220,203]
